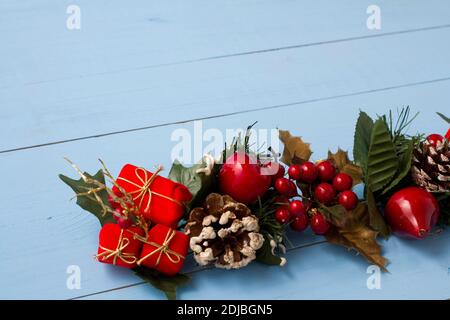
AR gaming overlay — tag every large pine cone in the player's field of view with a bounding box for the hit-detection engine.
[185,193,264,269]
[411,138,450,192]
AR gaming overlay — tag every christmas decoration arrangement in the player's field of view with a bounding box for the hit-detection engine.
[60,108,450,299]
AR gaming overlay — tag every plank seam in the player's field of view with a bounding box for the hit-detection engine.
[3,76,450,155]
[20,23,450,88]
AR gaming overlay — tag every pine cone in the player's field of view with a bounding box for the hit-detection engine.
[185,193,264,269]
[411,139,450,192]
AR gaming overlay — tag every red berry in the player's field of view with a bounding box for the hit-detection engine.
[117,217,132,229]
[273,164,285,181]
[289,200,306,217]
[316,160,336,181]
[332,173,353,191]
[314,182,336,205]
[263,162,285,182]
[310,212,330,235]
[290,212,309,232]
[298,161,318,183]
[445,128,450,140]
[288,164,302,180]
[338,190,358,211]
[275,207,291,224]
[426,134,444,147]
[287,180,298,197]
[274,177,292,196]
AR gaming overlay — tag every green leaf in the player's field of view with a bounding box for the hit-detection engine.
[353,111,374,171]
[366,118,399,192]
[59,170,115,226]
[382,139,414,195]
[366,187,390,237]
[168,159,214,210]
[134,267,191,300]
[256,235,282,266]
[437,112,450,124]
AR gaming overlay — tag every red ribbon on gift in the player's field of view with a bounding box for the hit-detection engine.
[117,166,184,213]
[137,228,185,267]
[96,229,138,265]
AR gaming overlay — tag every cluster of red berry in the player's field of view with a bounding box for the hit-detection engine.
[272,160,358,235]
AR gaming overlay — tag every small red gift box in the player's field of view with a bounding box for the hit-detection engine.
[137,224,189,276]
[96,223,145,268]
[112,164,192,228]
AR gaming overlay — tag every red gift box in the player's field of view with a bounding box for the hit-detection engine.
[112,164,192,228]
[96,223,145,268]
[137,224,189,276]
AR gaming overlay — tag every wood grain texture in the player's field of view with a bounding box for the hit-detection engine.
[2,1,450,151]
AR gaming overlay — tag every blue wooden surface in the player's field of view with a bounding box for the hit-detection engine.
[1,1,449,299]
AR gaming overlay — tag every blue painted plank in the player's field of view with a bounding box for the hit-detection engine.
[1,0,449,86]
[2,28,450,151]
[2,2,450,151]
[1,81,449,299]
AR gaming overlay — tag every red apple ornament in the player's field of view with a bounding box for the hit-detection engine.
[384,187,440,239]
[219,152,271,204]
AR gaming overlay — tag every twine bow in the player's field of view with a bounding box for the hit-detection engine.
[137,229,185,267]
[117,166,183,213]
[96,229,137,265]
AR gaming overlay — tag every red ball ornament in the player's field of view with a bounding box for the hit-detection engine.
[288,164,302,180]
[426,134,444,147]
[219,152,271,204]
[298,161,318,183]
[310,212,330,235]
[316,160,336,181]
[275,207,291,224]
[384,187,440,239]
[332,173,353,192]
[289,200,306,217]
[291,212,309,232]
[338,190,358,211]
[314,182,336,205]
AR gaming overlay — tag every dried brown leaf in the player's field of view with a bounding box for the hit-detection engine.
[279,130,312,165]
[325,203,388,271]
[327,149,363,185]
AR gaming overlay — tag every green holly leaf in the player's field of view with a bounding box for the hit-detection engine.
[436,112,450,124]
[366,118,399,192]
[366,187,390,237]
[168,158,214,210]
[134,267,191,300]
[59,170,115,226]
[353,111,374,171]
[256,235,282,266]
[382,139,414,195]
